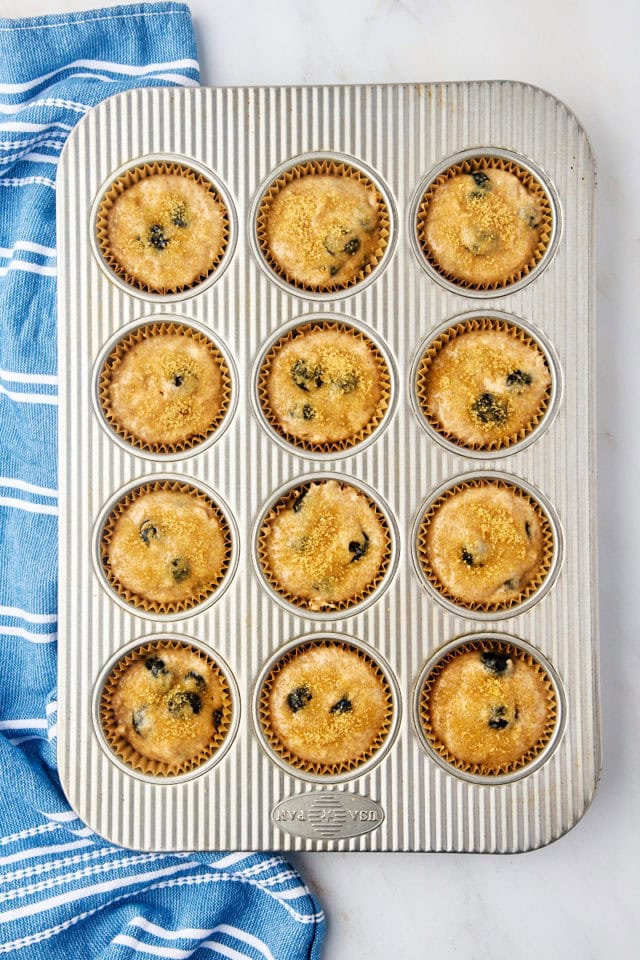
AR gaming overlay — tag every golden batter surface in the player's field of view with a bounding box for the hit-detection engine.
[423,483,545,605]
[263,174,383,287]
[104,173,226,292]
[420,326,551,446]
[110,647,228,765]
[422,168,544,285]
[426,648,552,770]
[104,488,228,607]
[105,332,227,448]
[260,480,389,610]
[262,326,387,445]
[266,644,390,767]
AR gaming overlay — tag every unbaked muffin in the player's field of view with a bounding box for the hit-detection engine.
[98,322,231,454]
[100,639,232,777]
[416,317,552,451]
[96,161,229,294]
[256,160,389,291]
[258,320,391,452]
[416,157,553,290]
[257,479,392,613]
[417,478,553,612]
[419,639,557,776]
[258,639,394,776]
[100,481,232,615]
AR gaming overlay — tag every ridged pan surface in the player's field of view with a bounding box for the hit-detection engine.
[56,82,600,852]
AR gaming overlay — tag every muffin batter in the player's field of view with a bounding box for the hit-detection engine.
[259,479,390,611]
[261,323,389,447]
[262,641,392,771]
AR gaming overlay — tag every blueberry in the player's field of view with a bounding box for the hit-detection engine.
[291,488,308,513]
[145,656,168,677]
[291,359,323,392]
[330,696,352,715]
[348,531,370,562]
[170,557,190,583]
[506,369,533,388]
[212,707,224,730]
[184,671,206,691]
[461,547,475,567]
[488,704,509,730]
[171,370,190,388]
[302,404,316,421]
[343,237,360,255]
[525,521,532,540]
[131,707,147,734]
[329,264,340,277]
[503,578,518,590]
[470,170,490,188]
[287,686,312,713]
[519,208,541,228]
[171,202,189,228]
[140,519,159,544]
[167,690,201,717]
[334,372,359,394]
[472,392,508,425]
[481,652,510,675]
[148,224,170,250]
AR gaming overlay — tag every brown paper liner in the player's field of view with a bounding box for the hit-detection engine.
[418,638,557,777]
[257,320,392,453]
[416,156,553,290]
[100,480,232,615]
[96,161,230,295]
[98,321,232,455]
[415,317,552,451]
[100,639,233,778]
[416,478,554,613]
[257,480,393,613]
[256,159,390,292]
[258,638,394,776]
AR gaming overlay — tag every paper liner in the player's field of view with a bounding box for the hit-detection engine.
[99,639,233,778]
[416,478,554,613]
[415,317,552,451]
[100,480,232,615]
[98,321,232,455]
[256,480,393,613]
[418,638,558,777]
[258,638,394,777]
[256,159,390,292]
[257,320,392,453]
[96,161,230,295]
[416,156,553,290]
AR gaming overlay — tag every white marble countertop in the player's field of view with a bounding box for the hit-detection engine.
[1,0,637,956]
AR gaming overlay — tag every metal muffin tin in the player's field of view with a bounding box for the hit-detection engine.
[57,82,600,852]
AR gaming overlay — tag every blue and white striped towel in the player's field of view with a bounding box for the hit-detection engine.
[0,4,324,956]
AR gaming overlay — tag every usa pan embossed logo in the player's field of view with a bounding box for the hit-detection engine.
[272,792,385,840]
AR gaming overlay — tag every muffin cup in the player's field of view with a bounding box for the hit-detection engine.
[255,156,391,294]
[414,151,556,293]
[97,637,235,780]
[94,158,231,296]
[97,477,235,618]
[415,634,563,782]
[255,317,393,456]
[255,635,398,780]
[96,318,233,457]
[254,474,397,618]
[414,473,560,618]
[413,313,558,455]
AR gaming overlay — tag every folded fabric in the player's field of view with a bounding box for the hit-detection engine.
[0,4,324,956]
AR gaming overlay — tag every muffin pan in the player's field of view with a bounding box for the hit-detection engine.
[57,82,599,852]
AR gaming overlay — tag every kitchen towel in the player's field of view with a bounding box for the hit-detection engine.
[0,3,324,956]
